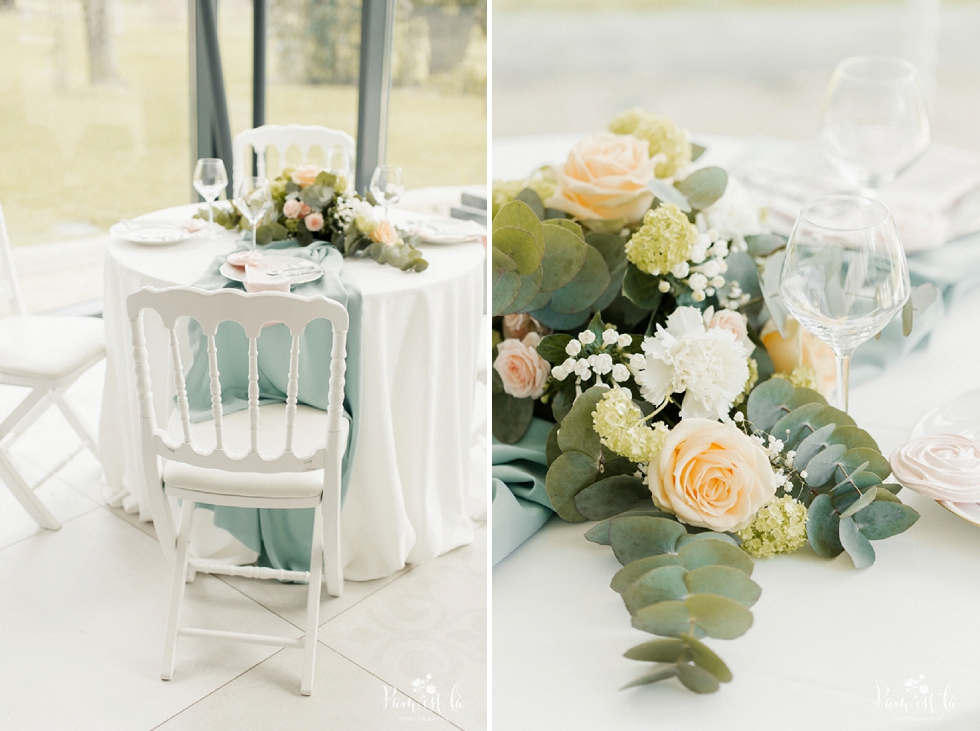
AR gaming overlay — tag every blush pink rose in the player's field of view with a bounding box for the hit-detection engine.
[283,199,303,219]
[649,419,776,532]
[304,212,325,232]
[291,163,321,187]
[761,318,836,398]
[299,202,312,217]
[545,133,659,223]
[707,308,752,354]
[370,219,399,245]
[502,313,551,341]
[493,332,550,400]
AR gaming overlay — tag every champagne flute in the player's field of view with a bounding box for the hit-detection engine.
[779,195,910,412]
[820,55,930,194]
[369,165,404,220]
[232,177,273,252]
[192,158,228,240]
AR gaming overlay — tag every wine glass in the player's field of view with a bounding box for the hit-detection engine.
[369,165,404,220]
[820,55,930,194]
[192,158,228,240]
[232,177,273,252]
[779,195,910,412]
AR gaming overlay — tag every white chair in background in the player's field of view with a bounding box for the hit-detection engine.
[127,286,349,696]
[232,124,356,190]
[0,204,104,530]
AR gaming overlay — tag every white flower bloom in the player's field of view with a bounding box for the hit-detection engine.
[688,272,708,291]
[632,306,750,420]
[602,329,620,346]
[566,340,582,356]
[691,290,706,303]
[671,261,690,278]
[612,363,631,382]
[592,353,614,376]
[702,260,721,278]
[617,333,632,348]
[552,365,570,381]
[710,275,726,289]
[701,178,768,251]
[629,352,646,370]
[573,359,593,380]
[578,330,596,345]
[562,357,576,370]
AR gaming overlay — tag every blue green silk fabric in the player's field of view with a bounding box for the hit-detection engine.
[184,240,362,572]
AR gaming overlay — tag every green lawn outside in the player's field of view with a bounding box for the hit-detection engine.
[0,0,486,248]
[495,0,966,12]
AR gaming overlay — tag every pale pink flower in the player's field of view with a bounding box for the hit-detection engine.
[283,199,303,219]
[493,333,550,400]
[304,212,325,232]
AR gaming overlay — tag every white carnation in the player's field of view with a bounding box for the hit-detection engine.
[632,306,750,420]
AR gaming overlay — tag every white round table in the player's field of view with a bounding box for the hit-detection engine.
[493,135,980,728]
[99,204,486,581]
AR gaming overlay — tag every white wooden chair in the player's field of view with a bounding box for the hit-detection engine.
[126,286,349,696]
[0,204,104,530]
[232,124,356,191]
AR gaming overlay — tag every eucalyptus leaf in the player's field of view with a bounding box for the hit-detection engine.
[684,566,761,608]
[837,447,891,483]
[545,423,561,467]
[611,553,685,594]
[609,516,688,565]
[624,638,685,663]
[551,378,575,424]
[557,386,607,458]
[682,635,733,683]
[587,233,630,312]
[676,662,722,694]
[631,600,696,639]
[839,515,876,569]
[540,223,588,292]
[545,218,584,237]
[493,226,544,275]
[677,539,754,576]
[623,565,690,615]
[805,444,847,488]
[575,475,650,521]
[761,250,790,337]
[903,282,939,337]
[548,245,611,315]
[685,594,754,640]
[826,425,881,453]
[745,233,787,258]
[793,423,836,471]
[853,500,919,540]
[498,267,544,316]
[490,391,534,445]
[675,167,728,210]
[492,270,521,316]
[623,264,665,311]
[838,484,879,519]
[621,665,679,689]
[544,450,599,522]
[515,187,546,219]
[807,493,844,557]
[690,143,707,162]
[528,304,591,331]
[492,198,544,238]
[647,179,692,212]
[491,247,518,273]
[746,378,825,434]
[676,532,739,549]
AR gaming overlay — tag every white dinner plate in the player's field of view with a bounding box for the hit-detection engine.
[110,220,194,245]
[909,387,980,528]
[219,254,324,286]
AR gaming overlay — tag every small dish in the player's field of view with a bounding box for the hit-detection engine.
[110,220,194,245]
[219,254,323,286]
[909,387,980,526]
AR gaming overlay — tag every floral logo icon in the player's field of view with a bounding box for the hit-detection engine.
[904,674,930,696]
[411,674,439,699]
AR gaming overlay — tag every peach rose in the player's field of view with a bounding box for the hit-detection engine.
[304,212,325,232]
[502,313,551,341]
[544,133,659,223]
[650,418,776,532]
[283,199,303,219]
[370,219,399,245]
[493,332,550,400]
[761,318,836,397]
[291,163,322,187]
[706,308,752,354]
[299,201,312,217]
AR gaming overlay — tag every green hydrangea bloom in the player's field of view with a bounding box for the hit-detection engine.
[609,110,692,179]
[491,167,558,217]
[592,388,669,464]
[625,203,697,276]
[735,495,808,559]
[733,358,759,408]
[772,366,818,391]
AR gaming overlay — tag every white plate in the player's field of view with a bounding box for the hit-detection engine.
[219,254,323,286]
[910,388,980,527]
[110,220,194,245]
[390,211,486,244]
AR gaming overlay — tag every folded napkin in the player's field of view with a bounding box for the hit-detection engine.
[731,137,980,252]
[890,433,980,503]
[243,262,290,293]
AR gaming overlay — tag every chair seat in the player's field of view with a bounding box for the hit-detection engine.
[162,403,348,500]
[0,315,105,381]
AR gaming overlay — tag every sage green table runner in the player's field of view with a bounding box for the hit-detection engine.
[184,240,362,572]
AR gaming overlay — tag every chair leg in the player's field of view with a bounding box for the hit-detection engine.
[0,446,60,530]
[162,499,195,681]
[322,461,343,598]
[301,502,325,696]
[52,390,100,462]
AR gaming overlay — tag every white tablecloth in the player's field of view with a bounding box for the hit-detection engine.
[493,135,980,728]
[99,203,486,581]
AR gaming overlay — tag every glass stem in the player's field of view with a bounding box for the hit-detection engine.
[252,221,258,252]
[835,351,852,413]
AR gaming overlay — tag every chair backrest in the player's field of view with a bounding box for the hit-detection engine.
[126,286,349,474]
[0,204,28,316]
[232,124,356,190]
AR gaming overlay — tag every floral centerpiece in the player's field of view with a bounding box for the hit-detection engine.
[492,110,934,694]
[205,163,428,272]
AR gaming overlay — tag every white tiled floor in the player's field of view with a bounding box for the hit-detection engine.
[0,362,487,731]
